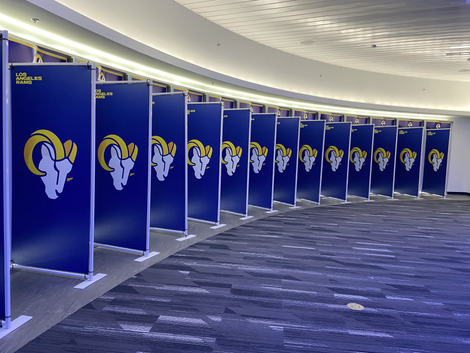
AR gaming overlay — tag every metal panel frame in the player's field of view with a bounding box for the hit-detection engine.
[2,30,11,329]
[187,102,223,225]
[95,80,153,255]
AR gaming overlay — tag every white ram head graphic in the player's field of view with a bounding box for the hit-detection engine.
[400,148,417,172]
[325,146,343,172]
[428,149,444,172]
[374,148,391,171]
[299,144,317,172]
[151,136,176,181]
[221,141,242,176]
[350,147,367,172]
[98,134,138,191]
[250,142,268,174]
[275,144,292,173]
[187,139,212,179]
[24,129,77,200]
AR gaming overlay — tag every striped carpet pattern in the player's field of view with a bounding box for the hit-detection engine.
[19,200,470,352]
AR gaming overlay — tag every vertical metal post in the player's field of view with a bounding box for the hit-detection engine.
[2,31,11,329]
[88,63,96,281]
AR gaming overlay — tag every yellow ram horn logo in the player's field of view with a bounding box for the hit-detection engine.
[400,148,417,172]
[152,136,176,166]
[325,146,343,163]
[24,129,77,199]
[98,134,138,172]
[151,136,176,181]
[299,144,317,172]
[97,135,138,191]
[250,142,268,174]
[24,129,77,176]
[428,148,444,172]
[249,142,268,162]
[400,148,417,164]
[325,146,343,172]
[187,139,212,166]
[374,148,391,164]
[188,139,212,179]
[275,144,291,173]
[349,147,367,163]
[221,141,242,164]
[428,149,444,164]
[299,145,317,162]
[222,141,242,176]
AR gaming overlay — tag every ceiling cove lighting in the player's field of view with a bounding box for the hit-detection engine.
[449,45,470,49]
[0,13,457,120]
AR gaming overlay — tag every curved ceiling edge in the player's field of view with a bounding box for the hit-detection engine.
[24,0,470,116]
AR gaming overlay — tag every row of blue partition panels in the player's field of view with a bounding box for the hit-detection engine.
[0,59,450,328]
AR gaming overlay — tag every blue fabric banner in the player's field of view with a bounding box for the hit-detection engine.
[248,114,277,209]
[422,129,450,197]
[187,103,223,223]
[297,120,325,203]
[151,93,187,232]
[273,118,300,205]
[370,126,397,197]
[395,127,423,197]
[321,123,351,201]
[95,82,151,252]
[11,64,94,275]
[348,125,374,199]
[220,109,251,215]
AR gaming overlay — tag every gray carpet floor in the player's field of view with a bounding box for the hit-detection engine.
[18,199,470,352]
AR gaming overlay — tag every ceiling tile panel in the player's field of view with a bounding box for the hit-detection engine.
[176,0,470,81]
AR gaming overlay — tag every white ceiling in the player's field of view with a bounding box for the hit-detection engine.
[176,0,470,82]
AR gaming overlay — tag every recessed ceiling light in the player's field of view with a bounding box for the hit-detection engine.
[450,45,470,49]
[458,69,470,72]
[446,52,470,56]
[299,40,314,45]
[31,18,39,23]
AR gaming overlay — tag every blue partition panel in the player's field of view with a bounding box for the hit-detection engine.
[422,129,450,197]
[249,114,277,209]
[395,127,423,197]
[221,109,251,215]
[95,82,151,252]
[321,123,351,201]
[274,118,300,205]
[348,125,374,199]
[297,120,325,203]
[370,126,397,197]
[11,63,94,275]
[187,103,223,223]
[151,93,187,232]
[1,31,8,327]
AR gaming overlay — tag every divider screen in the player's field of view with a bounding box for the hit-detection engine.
[370,126,398,198]
[273,118,300,205]
[151,93,187,232]
[395,127,424,197]
[95,82,151,252]
[187,103,223,223]
[248,114,277,209]
[297,120,325,203]
[11,63,94,275]
[321,122,351,201]
[422,129,451,197]
[348,125,374,199]
[220,109,251,215]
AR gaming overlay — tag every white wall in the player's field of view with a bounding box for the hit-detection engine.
[447,118,470,193]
